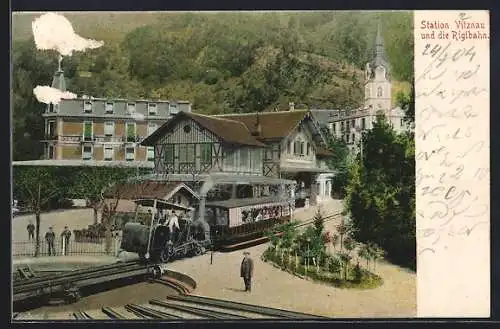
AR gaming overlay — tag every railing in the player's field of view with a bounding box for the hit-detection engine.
[94,135,124,143]
[12,235,122,257]
[61,135,83,142]
[43,134,58,140]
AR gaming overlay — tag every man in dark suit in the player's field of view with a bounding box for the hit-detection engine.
[27,221,35,241]
[240,251,254,292]
[45,227,56,256]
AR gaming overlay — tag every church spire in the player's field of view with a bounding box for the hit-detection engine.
[375,17,385,60]
[51,55,67,91]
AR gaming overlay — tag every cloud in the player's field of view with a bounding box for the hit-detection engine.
[32,12,104,56]
[33,85,77,105]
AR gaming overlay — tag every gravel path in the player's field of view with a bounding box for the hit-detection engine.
[168,200,416,318]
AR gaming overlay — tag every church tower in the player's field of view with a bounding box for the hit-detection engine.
[364,18,391,114]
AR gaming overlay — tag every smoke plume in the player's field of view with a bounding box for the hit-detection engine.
[33,86,77,105]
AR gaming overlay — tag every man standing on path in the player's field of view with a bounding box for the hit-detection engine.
[61,226,72,255]
[240,251,254,292]
[27,221,35,241]
[45,227,56,256]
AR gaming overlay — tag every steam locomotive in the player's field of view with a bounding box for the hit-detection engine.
[120,197,292,263]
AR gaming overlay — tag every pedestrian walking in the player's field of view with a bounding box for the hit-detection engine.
[45,227,56,256]
[61,226,72,255]
[27,221,35,241]
[240,251,254,292]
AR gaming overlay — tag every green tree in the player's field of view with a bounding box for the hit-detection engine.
[13,166,67,256]
[72,167,135,225]
[344,116,415,269]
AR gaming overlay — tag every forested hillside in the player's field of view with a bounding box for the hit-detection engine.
[12,11,413,160]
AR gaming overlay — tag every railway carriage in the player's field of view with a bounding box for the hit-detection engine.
[120,196,293,263]
[202,197,292,247]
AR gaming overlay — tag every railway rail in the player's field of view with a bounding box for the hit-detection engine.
[13,261,168,308]
[20,293,327,320]
[219,211,343,251]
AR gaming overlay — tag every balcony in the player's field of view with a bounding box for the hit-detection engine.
[94,135,123,143]
[124,135,144,144]
[42,134,58,141]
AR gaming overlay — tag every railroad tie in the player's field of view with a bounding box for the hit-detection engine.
[150,299,247,320]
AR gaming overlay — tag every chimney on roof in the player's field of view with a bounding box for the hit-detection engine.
[289,102,295,111]
[251,113,262,137]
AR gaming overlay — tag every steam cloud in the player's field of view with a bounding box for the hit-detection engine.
[31,12,105,105]
[33,86,77,105]
[32,12,104,56]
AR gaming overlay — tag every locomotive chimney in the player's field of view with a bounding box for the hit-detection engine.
[251,113,262,137]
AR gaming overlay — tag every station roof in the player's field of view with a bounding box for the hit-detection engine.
[203,196,289,209]
[12,160,154,168]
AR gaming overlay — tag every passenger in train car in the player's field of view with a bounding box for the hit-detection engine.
[255,210,263,222]
[241,210,250,223]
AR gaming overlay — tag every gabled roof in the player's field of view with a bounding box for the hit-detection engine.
[105,181,199,200]
[214,110,310,140]
[141,111,266,147]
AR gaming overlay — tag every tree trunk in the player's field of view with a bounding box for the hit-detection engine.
[35,211,41,257]
[104,228,112,254]
[93,207,98,225]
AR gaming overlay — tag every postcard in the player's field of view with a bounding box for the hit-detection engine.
[11,10,489,320]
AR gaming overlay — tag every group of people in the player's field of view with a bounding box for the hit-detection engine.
[26,222,72,256]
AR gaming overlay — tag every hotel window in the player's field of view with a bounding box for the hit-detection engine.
[377,87,383,97]
[163,145,174,164]
[341,121,345,133]
[286,141,291,154]
[346,134,350,143]
[105,102,114,114]
[83,101,93,113]
[125,146,135,161]
[147,122,158,136]
[104,121,114,136]
[201,143,212,164]
[306,143,310,156]
[400,118,404,127]
[240,148,249,167]
[46,120,56,138]
[294,141,301,156]
[82,145,92,160]
[148,103,157,115]
[147,146,155,161]
[127,102,136,113]
[351,119,355,128]
[352,134,356,143]
[48,145,55,159]
[104,146,113,161]
[48,104,59,113]
[126,122,136,142]
[83,121,93,141]
[178,144,194,163]
[226,151,236,167]
[329,123,335,135]
[169,103,178,114]
[361,118,366,129]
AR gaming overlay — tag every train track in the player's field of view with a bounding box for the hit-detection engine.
[220,211,343,251]
[36,293,327,320]
[12,261,161,309]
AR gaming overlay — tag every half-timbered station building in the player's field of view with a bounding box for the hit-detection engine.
[137,109,336,209]
[39,64,192,166]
